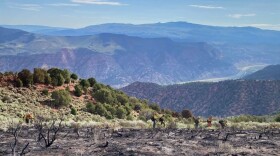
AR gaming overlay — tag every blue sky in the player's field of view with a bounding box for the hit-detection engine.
[1,0,280,30]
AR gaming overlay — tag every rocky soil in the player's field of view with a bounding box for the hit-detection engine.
[1,127,280,156]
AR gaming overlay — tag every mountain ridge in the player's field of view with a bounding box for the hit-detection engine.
[1,23,280,86]
[0,27,234,86]
[243,64,280,80]
[121,80,280,117]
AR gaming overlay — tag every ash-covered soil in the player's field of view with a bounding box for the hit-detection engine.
[1,127,280,156]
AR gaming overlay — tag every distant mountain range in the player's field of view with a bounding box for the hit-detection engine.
[0,27,234,86]
[243,64,280,80]
[0,25,69,34]
[3,22,280,44]
[121,80,280,117]
[1,22,280,86]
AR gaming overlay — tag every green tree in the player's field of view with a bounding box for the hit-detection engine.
[181,109,193,119]
[86,102,95,114]
[116,107,127,119]
[14,79,23,87]
[134,104,142,112]
[80,79,90,89]
[92,83,102,92]
[57,74,65,86]
[74,85,83,97]
[51,90,71,107]
[116,94,128,105]
[62,69,71,84]
[33,68,47,84]
[95,103,108,117]
[275,115,280,122]
[18,69,33,87]
[88,78,97,87]
[48,68,65,86]
[150,103,160,111]
[93,88,115,104]
[70,73,78,80]
[44,74,52,85]
[104,104,116,117]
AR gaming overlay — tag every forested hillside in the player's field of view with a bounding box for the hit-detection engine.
[121,80,280,117]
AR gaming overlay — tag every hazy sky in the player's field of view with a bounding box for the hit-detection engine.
[1,0,280,30]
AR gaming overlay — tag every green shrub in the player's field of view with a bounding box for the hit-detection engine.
[181,109,193,119]
[116,107,127,119]
[66,86,70,92]
[86,103,112,119]
[62,69,71,84]
[134,104,142,112]
[124,104,132,115]
[127,115,133,120]
[33,68,47,84]
[44,74,52,85]
[57,74,65,86]
[92,83,102,92]
[95,103,108,117]
[71,107,77,115]
[93,88,115,104]
[42,89,49,96]
[149,103,160,111]
[48,68,66,86]
[74,85,83,97]
[15,79,23,87]
[104,104,116,117]
[116,94,128,105]
[88,78,97,87]
[80,79,90,89]
[70,73,78,80]
[229,115,267,123]
[105,112,113,119]
[4,71,14,76]
[51,90,71,107]
[86,102,95,114]
[18,69,33,87]
[275,115,280,122]
[50,74,65,86]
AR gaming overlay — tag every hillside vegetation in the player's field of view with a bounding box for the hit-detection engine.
[0,68,180,131]
[121,80,280,117]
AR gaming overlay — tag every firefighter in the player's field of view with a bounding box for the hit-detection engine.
[24,113,34,124]
[207,116,212,127]
[194,117,200,129]
[219,120,227,129]
[159,115,165,127]
[151,115,157,129]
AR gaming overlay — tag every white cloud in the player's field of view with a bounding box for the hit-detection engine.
[8,3,42,11]
[228,13,256,19]
[189,5,224,9]
[48,3,80,7]
[71,0,126,6]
